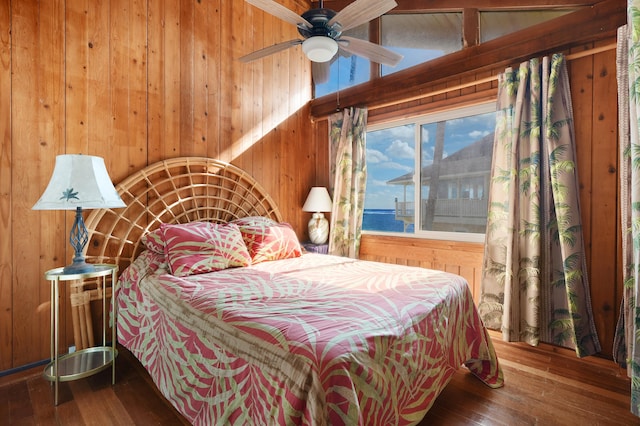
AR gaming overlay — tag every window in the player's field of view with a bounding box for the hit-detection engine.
[314,24,371,98]
[314,14,463,98]
[314,9,578,98]
[480,10,575,43]
[380,13,462,76]
[364,103,496,242]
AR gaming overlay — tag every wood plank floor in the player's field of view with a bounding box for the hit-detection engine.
[420,333,638,425]
[1,332,638,425]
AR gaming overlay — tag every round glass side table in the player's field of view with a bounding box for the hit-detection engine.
[43,264,118,405]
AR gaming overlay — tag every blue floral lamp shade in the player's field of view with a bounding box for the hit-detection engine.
[33,154,125,274]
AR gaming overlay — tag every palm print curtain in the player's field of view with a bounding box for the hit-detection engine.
[479,54,601,358]
[614,17,640,416]
[327,107,367,258]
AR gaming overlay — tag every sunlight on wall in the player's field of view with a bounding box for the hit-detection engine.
[220,59,312,162]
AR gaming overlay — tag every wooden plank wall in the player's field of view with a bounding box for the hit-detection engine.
[0,0,317,372]
[570,40,620,357]
[343,40,622,359]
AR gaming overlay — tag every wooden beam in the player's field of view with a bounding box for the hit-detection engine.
[310,0,625,117]
[313,0,601,12]
[463,8,479,48]
[357,43,612,115]
[369,18,381,79]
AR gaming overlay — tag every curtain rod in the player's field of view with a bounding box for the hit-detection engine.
[369,43,616,112]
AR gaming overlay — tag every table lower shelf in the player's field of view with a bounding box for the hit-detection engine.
[43,346,118,382]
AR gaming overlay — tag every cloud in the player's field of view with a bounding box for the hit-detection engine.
[381,162,412,172]
[367,178,393,187]
[385,139,414,159]
[368,125,414,147]
[469,130,490,139]
[363,186,411,209]
[366,149,389,164]
[387,126,414,139]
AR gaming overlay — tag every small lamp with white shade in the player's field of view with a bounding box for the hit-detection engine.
[302,186,333,245]
[32,154,126,274]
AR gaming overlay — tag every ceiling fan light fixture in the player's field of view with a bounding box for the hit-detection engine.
[302,36,338,63]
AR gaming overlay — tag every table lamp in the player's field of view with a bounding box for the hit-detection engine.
[33,154,125,274]
[302,187,332,245]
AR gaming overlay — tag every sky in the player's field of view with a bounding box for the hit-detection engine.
[315,47,443,98]
[364,111,496,210]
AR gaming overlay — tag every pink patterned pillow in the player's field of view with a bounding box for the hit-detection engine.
[161,222,251,277]
[141,229,165,254]
[231,216,279,228]
[141,222,205,254]
[238,222,302,264]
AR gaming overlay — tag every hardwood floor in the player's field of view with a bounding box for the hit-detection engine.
[420,332,638,426]
[1,332,637,425]
[0,349,188,425]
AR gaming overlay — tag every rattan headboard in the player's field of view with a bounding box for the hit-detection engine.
[84,157,283,273]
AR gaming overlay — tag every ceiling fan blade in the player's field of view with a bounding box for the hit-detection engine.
[328,0,397,32]
[245,0,311,27]
[312,61,330,84]
[338,36,403,67]
[238,39,303,63]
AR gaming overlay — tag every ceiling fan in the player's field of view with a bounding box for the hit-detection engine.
[239,0,403,84]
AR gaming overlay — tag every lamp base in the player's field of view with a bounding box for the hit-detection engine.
[63,260,96,275]
[63,206,94,274]
[308,212,329,245]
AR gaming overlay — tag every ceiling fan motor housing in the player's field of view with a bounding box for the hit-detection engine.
[298,9,342,40]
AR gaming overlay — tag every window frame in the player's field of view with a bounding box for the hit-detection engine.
[364,101,497,243]
[313,7,581,99]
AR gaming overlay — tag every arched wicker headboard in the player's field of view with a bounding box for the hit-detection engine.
[84,157,283,273]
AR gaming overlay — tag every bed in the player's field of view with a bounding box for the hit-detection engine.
[84,157,503,425]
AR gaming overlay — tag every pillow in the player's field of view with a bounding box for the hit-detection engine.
[141,219,277,255]
[141,222,204,254]
[161,222,251,277]
[231,216,279,228]
[237,222,302,264]
[141,229,165,254]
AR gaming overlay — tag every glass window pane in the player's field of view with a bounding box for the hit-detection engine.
[314,24,370,98]
[365,105,496,240]
[480,10,575,43]
[419,110,495,234]
[363,124,416,233]
[381,13,462,76]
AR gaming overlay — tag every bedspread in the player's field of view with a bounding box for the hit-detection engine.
[117,251,503,425]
